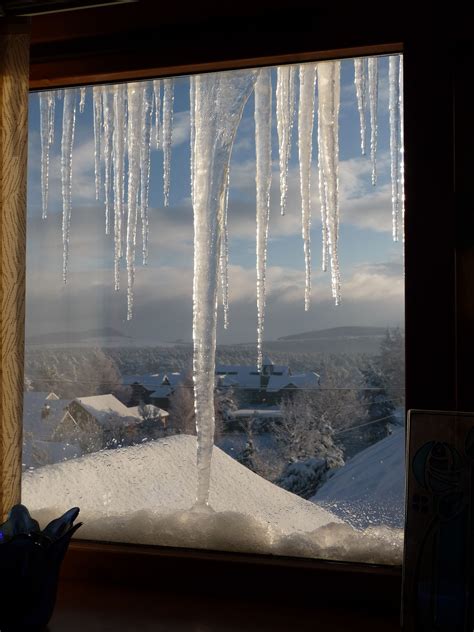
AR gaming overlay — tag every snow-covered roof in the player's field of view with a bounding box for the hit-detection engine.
[23,392,73,440]
[266,372,320,393]
[73,394,143,427]
[122,374,164,391]
[215,364,262,389]
[128,404,169,419]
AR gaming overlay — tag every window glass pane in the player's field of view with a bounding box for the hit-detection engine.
[22,54,405,564]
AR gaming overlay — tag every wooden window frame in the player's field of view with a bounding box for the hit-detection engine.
[6,6,468,608]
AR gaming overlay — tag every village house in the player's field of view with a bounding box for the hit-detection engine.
[54,394,169,453]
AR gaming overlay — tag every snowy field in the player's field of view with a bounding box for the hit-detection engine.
[22,434,403,564]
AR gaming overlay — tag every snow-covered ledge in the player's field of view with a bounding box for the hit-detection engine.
[22,435,403,565]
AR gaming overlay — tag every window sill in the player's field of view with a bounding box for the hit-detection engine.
[56,540,402,617]
[50,576,401,631]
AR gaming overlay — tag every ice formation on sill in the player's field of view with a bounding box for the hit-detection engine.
[22,436,404,565]
[254,68,272,370]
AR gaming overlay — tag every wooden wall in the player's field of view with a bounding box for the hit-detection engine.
[0,22,30,521]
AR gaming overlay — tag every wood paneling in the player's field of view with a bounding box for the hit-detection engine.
[0,24,30,520]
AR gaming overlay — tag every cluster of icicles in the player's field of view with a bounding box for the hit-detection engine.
[39,55,404,506]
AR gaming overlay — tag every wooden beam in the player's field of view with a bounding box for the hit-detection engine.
[0,21,30,520]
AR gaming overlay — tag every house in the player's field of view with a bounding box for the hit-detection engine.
[54,394,168,452]
[123,372,184,408]
[216,356,320,405]
[22,391,81,469]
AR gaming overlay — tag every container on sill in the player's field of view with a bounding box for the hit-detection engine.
[0,504,81,630]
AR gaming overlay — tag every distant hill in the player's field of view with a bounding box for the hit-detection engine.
[26,327,131,346]
[262,326,403,355]
[278,326,390,341]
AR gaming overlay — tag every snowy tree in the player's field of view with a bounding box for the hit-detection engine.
[168,374,236,440]
[377,327,405,408]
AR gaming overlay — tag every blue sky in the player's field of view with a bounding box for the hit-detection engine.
[26,55,404,345]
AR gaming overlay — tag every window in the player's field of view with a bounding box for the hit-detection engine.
[21,54,406,565]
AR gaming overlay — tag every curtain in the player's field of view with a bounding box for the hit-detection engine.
[0,21,29,521]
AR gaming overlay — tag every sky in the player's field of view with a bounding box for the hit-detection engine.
[26,55,404,345]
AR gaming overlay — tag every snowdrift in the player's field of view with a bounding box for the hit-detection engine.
[22,435,402,564]
[313,429,405,529]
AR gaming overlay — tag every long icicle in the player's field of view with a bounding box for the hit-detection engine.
[368,57,378,186]
[254,68,272,371]
[190,75,196,205]
[219,168,230,329]
[399,56,405,242]
[92,86,103,201]
[317,61,341,305]
[276,65,296,215]
[153,79,162,149]
[298,63,316,311]
[39,91,55,219]
[79,86,86,113]
[61,89,77,284]
[162,77,174,206]
[112,83,126,290]
[126,83,142,320]
[101,86,113,235]
[389,55,401,241]
[353,58,367,155]
[140,81,153,265]
[192,70,258,509]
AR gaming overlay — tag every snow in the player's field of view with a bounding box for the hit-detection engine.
[23,392,71,439]
[313,428,405,530]
[266,372,319,393]
[73,394,143,427]
[22,435,402,564]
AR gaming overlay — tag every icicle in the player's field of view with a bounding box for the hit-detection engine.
[153,79,162,148]
[101,86,113,235]
[298,64,316,311]
[399,56,405,241]
[254,68,272,371]
[389,55,401,241]
[140,82,153,265]
[276,65,296,215]
[79,86,86,113]
[353,58,367,155]
[190,76,196,206]
[317,61,341,305]
[162,78,174,206]
[61,89,77,284]
[368,57,378,186]
[192,69,258,508]
[126,83,142,320]
[219,168,230,329]
[92,86,103,201]
[112,83,126,290]
[39,91,55,219]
